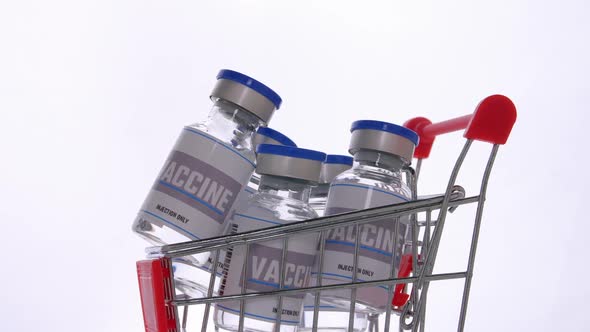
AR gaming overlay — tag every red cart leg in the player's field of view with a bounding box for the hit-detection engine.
[137,258,179,332]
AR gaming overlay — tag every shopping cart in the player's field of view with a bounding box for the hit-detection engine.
[136,94,517,332]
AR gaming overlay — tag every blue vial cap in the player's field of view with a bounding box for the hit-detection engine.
[325,154,354,166]
[217,69,282,109]
[351,120,419,145]
[256,127,297,147]
[256,144,326,162]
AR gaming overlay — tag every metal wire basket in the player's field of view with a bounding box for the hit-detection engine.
[136,94,517,332]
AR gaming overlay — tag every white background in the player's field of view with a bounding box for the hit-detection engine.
[0,0,588,331]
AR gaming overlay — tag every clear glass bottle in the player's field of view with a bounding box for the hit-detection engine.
[300,295,369,332]
[313,120,418,314]
[309,155,354,217]
[247,127,297,192]
[302,154,370,332]
[214,144,326,332]
[132,69,282,296]
[201,127,298,290]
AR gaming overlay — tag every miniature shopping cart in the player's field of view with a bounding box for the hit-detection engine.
[136,94,517,332]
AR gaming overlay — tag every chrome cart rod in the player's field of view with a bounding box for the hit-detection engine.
[457,144,499,331]
[172,272,467,306]
[401,140,472,330]
[147,195,478,259]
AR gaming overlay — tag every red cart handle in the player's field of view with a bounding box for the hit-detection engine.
[404,94,517,159]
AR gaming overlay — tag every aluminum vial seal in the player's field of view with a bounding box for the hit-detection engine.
[255,144,325,183]
[252,127,297,150]
[210,69,282,124]
[319,155,354,184]
[349,120,419,164]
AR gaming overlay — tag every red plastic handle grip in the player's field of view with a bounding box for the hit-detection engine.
[404,95,517,159]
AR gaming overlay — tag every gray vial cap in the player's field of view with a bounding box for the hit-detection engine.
[349,129,416,164]
[319,162,353,184]
[255,145,326,183]
[252,133,283,150]
[210,70,282,124]
[252,128,297,151]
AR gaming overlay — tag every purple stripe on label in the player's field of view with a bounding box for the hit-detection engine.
[323,219,407,263]
[241,244,316,298]
[154,150,242,223]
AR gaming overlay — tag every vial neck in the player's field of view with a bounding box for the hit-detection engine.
[258,174,313,203]
[203,99,265,150]
[311,183,330,197]
[354,150,406,172]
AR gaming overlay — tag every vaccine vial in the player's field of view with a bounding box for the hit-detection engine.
[302,154,369,332]
[299,294,369,332]
[132,69,281,295]
[247,127,297,192]
[253,127,297,150]
[214,144,325,332]
[201,127,297,292]
[309,155,354,217]
[313,120,418,313]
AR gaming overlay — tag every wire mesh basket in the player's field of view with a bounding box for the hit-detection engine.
[136,94,517,332]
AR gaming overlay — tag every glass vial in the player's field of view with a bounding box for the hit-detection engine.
[309,155,354,217]
[247,127,297,192]
[132,69,282,296]
[201,127,298,293]
[303,154,370,332]
[214,144,325,332]
[313,120,418,314]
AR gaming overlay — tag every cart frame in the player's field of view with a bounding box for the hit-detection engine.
[136,94,517,332]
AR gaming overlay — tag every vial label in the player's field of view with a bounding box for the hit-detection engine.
[201,185,257,274]
[301,294,342,312]
[315,183,410,309]
[217,222,239,295]
[137,127,255,240]
[218,210,317,325]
